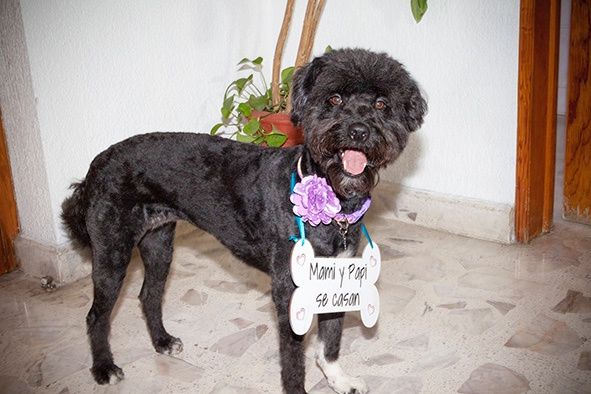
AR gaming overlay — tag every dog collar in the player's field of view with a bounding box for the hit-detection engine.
[289,157,371,227]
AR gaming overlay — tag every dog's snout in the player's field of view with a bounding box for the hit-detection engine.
[348,123,369,142]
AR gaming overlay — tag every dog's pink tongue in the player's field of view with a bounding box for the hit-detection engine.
[342,150,367,175]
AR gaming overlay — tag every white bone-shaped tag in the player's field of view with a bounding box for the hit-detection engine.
[289,239,381,335]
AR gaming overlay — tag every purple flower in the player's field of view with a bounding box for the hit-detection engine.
[290,175,341,226]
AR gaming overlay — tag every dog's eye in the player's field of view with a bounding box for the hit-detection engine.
[375,99,387,110]
[328,94,343,106]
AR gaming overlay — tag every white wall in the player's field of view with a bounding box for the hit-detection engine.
[17,0,282,245]
[557,0,571,115]
[282,2,519,208]
[4,0,520,248]
[0,0,55,244]
[370,1,519,204]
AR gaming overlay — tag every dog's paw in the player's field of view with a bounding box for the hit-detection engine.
[155,336,183,356]
[166,337,184,355]
[327,375,368,394]
[91,363,124,385]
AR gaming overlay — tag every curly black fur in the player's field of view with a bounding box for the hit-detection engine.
[291,49,426,198]
[62,48,425,393]
[61,181,91,247]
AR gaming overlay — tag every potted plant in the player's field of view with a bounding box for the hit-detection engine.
[211,0,428,147]
[210,57,302,147]
[210,0,323,148]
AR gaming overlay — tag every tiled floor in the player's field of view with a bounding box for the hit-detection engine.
[1,211,590,393]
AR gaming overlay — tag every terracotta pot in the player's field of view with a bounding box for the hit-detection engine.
[251,111,304,147]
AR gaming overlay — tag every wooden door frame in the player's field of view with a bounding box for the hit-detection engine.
[515,0,561,243]
[563,0,591,225]
[0,109,19,274]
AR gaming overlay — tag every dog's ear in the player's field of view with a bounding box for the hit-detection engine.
[402,84,427,132]
[290,57,326,126]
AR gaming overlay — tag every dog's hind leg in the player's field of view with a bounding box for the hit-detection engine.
[137,222,183,355]
[316,313,368,394]
[87,242,134,385]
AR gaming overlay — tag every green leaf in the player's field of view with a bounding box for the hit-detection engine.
[221,95,235,119]
[235,75,253,94]
[237,103,252,117]
[324,45,333,53]
[238,56,263,67]
[411,0,428,23]
[248,94,269,111]
[210,123,224,135]
[266,132,288,147]
[243,119,260,135]
[236,133,257,143]
[281,67,295,84]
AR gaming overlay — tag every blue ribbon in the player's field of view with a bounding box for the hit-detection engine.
[360,222,374,249]
[290,172,306,245]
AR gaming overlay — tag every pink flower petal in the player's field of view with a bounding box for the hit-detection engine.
[293,205,307,217]
[290,194,302,205]
[321,215,332,225]
[307,216,321,226]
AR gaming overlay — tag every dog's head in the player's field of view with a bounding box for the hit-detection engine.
[291,48,427,198]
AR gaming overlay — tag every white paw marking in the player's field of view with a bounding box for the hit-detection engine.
[327,373,368,394]
[165,337,183,356]
[316,342,368,394]
[108,369,124,385]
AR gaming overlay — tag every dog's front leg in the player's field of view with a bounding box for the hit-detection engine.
[317,313,368,394]
[271,259,307,394]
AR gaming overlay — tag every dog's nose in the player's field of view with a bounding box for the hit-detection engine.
[348,123,369,142]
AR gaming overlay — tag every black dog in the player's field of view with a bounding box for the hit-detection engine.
[62,48,426,394]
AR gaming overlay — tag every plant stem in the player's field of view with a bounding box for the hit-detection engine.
[304,0,325,62]
[294,0,325,69]
[289,0,325,112]
[248,85,263,97]
[272,0,295,109]
[260,70,269,93]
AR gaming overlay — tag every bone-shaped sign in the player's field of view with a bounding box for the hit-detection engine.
[289,239,381,335]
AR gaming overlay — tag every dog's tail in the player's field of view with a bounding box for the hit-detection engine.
[61,180,91,247]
